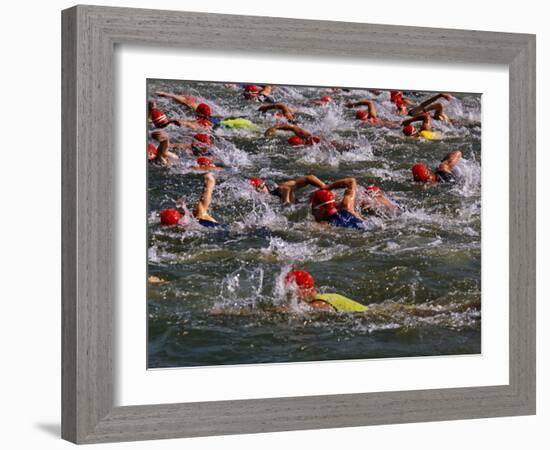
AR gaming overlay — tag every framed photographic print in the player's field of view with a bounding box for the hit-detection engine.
[62,5,536,444]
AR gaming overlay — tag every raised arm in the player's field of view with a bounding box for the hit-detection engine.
[409,93,452,115]
[155,92,200,110]
[258,103,294,120]
[193,173,217,221]
[402,112,432,131]
[264,123,310,138]
[277,175,327,204]
[325,177,358,213]
[438,150,462,172]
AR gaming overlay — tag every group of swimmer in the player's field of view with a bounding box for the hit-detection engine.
[147,83,471,313]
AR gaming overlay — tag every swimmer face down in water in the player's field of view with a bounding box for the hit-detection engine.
[358,185,399,216]
[401,112,438,138]
[249,175,327,204]
[284,270,369,313]
[243,84,273,101]
[159,173,227,229]
[149,131,219,166]
[264,123,322,146]
[310,178,368,230]
[411,150,463,184]
[345,99,399,128]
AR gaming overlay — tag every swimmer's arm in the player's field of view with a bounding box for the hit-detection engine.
[345,100,377,117]
[326,178,358,213]
[402,112,432,131]
[308,300,336,312]
[264,123,300,137]
[193,173,216,220]
[438,150,462,172]
[151,130,170,163]
[155,92,199,110]
[424,103,449,122]
[258,103,294,120]
[417,93,451,109]
[172,119,205,130]
[278,175,327,204]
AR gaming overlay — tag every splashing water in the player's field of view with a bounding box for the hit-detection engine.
[147,80,481,368]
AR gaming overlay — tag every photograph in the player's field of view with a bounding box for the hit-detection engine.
[146,79,482,368]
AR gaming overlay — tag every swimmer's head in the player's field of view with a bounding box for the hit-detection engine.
[390,90,403,102]
[305,136,321,145]
[151,109,169,127]
[147,143,157,161]
[249,176,269,193]
[159,208,182,226]
[320,95,332,104]
[285,269,316,299]
[365,185,382,198]
[355,110,368,121]
[192,133,211,154]
[243,84,260,98]
[412,163,433,182]
[196,103,212,119]
[288,136,304,146]
[403,125,417,136]
[196,156,215,169]
[310,189,337,221]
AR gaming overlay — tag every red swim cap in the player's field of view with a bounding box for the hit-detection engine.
[305,136,321,145]
[196,103,212,119]
[159,208,182,226]
[403,125,416,136]
[249,176,265,188]
[412,163,431,182]
[244,84,259,93]
[285,270,315,292]
[320,95,332,104]
[390,90,403,102]
[356,110,368,120]
[197,156,214,167]
[193,133,211,145]
[288,136,304,146]
[310,189,336,209]
[151,109,169,127]
[147,143,158,161]
[365,185,382,198]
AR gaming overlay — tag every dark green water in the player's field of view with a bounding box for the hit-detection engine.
[147,80,481,368]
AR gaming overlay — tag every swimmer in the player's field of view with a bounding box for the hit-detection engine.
[411,150,463,184]
[195,156,223,171]
[148,100,213,130]
[358,185,399,216]
[258,103,296,121]
[148,131,215,165]
[264,124,321,146]
[310,178,368,230]
[149,130,180,165]
[390,90,414,115]
[345,99,399,128]
[407,92,453,121]
[401,112,440,139]
[284,269,369,313]
[156,92,256,129]
[242,84,273,102]
[249,175,327,204]
[159,173,227,229]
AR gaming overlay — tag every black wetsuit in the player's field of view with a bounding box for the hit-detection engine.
[435,170,456,183]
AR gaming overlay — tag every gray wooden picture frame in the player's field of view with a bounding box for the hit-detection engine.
[61,4,536,444]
